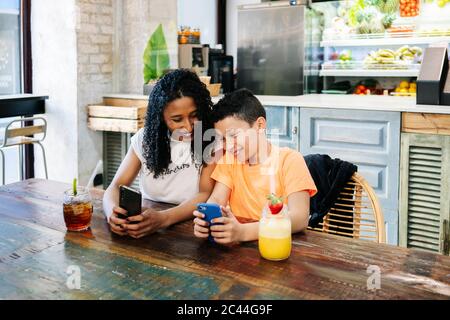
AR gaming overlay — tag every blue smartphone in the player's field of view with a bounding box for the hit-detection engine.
[197,203,222,242]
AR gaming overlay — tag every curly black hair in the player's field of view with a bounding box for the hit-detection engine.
[211,88,266,125]
[142,69,213,178]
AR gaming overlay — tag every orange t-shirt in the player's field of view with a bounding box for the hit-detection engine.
[210,146,317,221]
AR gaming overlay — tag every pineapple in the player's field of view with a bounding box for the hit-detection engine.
[355,11,367,23]
[366,0,386,11]
[358,20,372,34]
[382,0,400,14]
[370,19,386,34]
[382,14,396,29]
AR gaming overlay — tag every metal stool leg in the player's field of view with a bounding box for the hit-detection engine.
[19,145,24,181]
[0,149,5,185]
[35,142,48,179]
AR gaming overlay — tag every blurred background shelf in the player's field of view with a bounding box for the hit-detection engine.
[320,69,420,77]
[320,35,450,47]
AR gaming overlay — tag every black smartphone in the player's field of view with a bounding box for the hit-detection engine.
[119,185,142,219]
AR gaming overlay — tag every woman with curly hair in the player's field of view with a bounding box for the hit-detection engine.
[103,69,216,238]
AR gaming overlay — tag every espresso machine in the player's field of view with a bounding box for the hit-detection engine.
[178,44,209,76]
[178,44,235,93]
[208,48,235,94]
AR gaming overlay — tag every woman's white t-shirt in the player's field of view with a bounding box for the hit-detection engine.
[130,128,201,204]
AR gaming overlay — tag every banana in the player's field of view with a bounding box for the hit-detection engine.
[379,49,395,56]
[364,46,421,68]
[410,46,423,56]
[397,45,410,53]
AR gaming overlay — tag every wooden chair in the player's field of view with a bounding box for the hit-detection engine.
[0,117,48,185]
[308,172,386,243]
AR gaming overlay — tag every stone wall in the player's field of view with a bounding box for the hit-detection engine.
[32,0,178,186]
[76,0,114,184]
[115,0,178,94]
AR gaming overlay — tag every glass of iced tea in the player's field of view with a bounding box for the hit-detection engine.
[63,187,93,231]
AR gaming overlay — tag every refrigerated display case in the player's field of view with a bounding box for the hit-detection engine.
[310,0,450,96]
[237,1,324,95]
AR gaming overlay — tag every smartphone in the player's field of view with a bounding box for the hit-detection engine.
[197,203,222,242]
[119,185,142,220]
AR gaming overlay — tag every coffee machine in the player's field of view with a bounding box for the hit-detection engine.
[208,48,234,93]
[178,44,209,76]
[178,44,234,93]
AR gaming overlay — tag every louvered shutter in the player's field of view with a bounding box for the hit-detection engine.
[399,133,450,255]
[103,132,140,190]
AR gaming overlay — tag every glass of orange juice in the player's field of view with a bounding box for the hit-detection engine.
[258,201,292,261]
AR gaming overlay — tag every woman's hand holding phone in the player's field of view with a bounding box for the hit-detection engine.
[108,206,128,236]
[121,207,167,239]
[108,185,167,238]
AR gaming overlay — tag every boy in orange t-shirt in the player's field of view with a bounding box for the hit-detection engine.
[193,89,317,244]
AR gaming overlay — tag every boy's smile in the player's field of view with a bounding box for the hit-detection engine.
[214,116,269,165]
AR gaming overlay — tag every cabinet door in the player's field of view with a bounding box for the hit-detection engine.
[399,133,450,255]
[103,132,140,190]
[300,108,401,245]
[265,106,299,150]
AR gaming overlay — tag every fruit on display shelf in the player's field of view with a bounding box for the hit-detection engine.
[393,81,416,95]
[381,14,396,29]
[400,0,419,17]
[365,49,397,65]
[425,0,450,7]
[345,0,399,35]
[387,25,415,33]
[354,84,371,95]
[354,6,396,34]
[370,0,400,14]
[353,79,380,95]
[326,50,354,69]
[339,50,352,61]
[363,46,422,68]
[396,45,423,60]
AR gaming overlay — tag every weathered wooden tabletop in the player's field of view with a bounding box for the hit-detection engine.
[0,179,449,300]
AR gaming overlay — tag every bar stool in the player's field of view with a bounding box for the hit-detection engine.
[0,117,48,185]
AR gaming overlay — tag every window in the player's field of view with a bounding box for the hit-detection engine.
[0,0,24,184]
[0,0,22,95]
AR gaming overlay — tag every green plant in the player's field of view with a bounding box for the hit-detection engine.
[143,24,170,84]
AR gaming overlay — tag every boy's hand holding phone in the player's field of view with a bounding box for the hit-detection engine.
[193,210,211,239]
[194,204,243,244]
[193,203,221,241]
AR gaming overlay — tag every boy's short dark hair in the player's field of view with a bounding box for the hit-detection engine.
[211,88,266,125]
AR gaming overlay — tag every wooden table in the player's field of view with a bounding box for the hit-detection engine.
[0,179,449,300]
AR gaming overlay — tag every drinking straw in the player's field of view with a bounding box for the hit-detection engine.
[73,178,77,196]
[270,173,275,195]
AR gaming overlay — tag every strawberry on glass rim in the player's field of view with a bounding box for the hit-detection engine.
[266,193,283,215]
